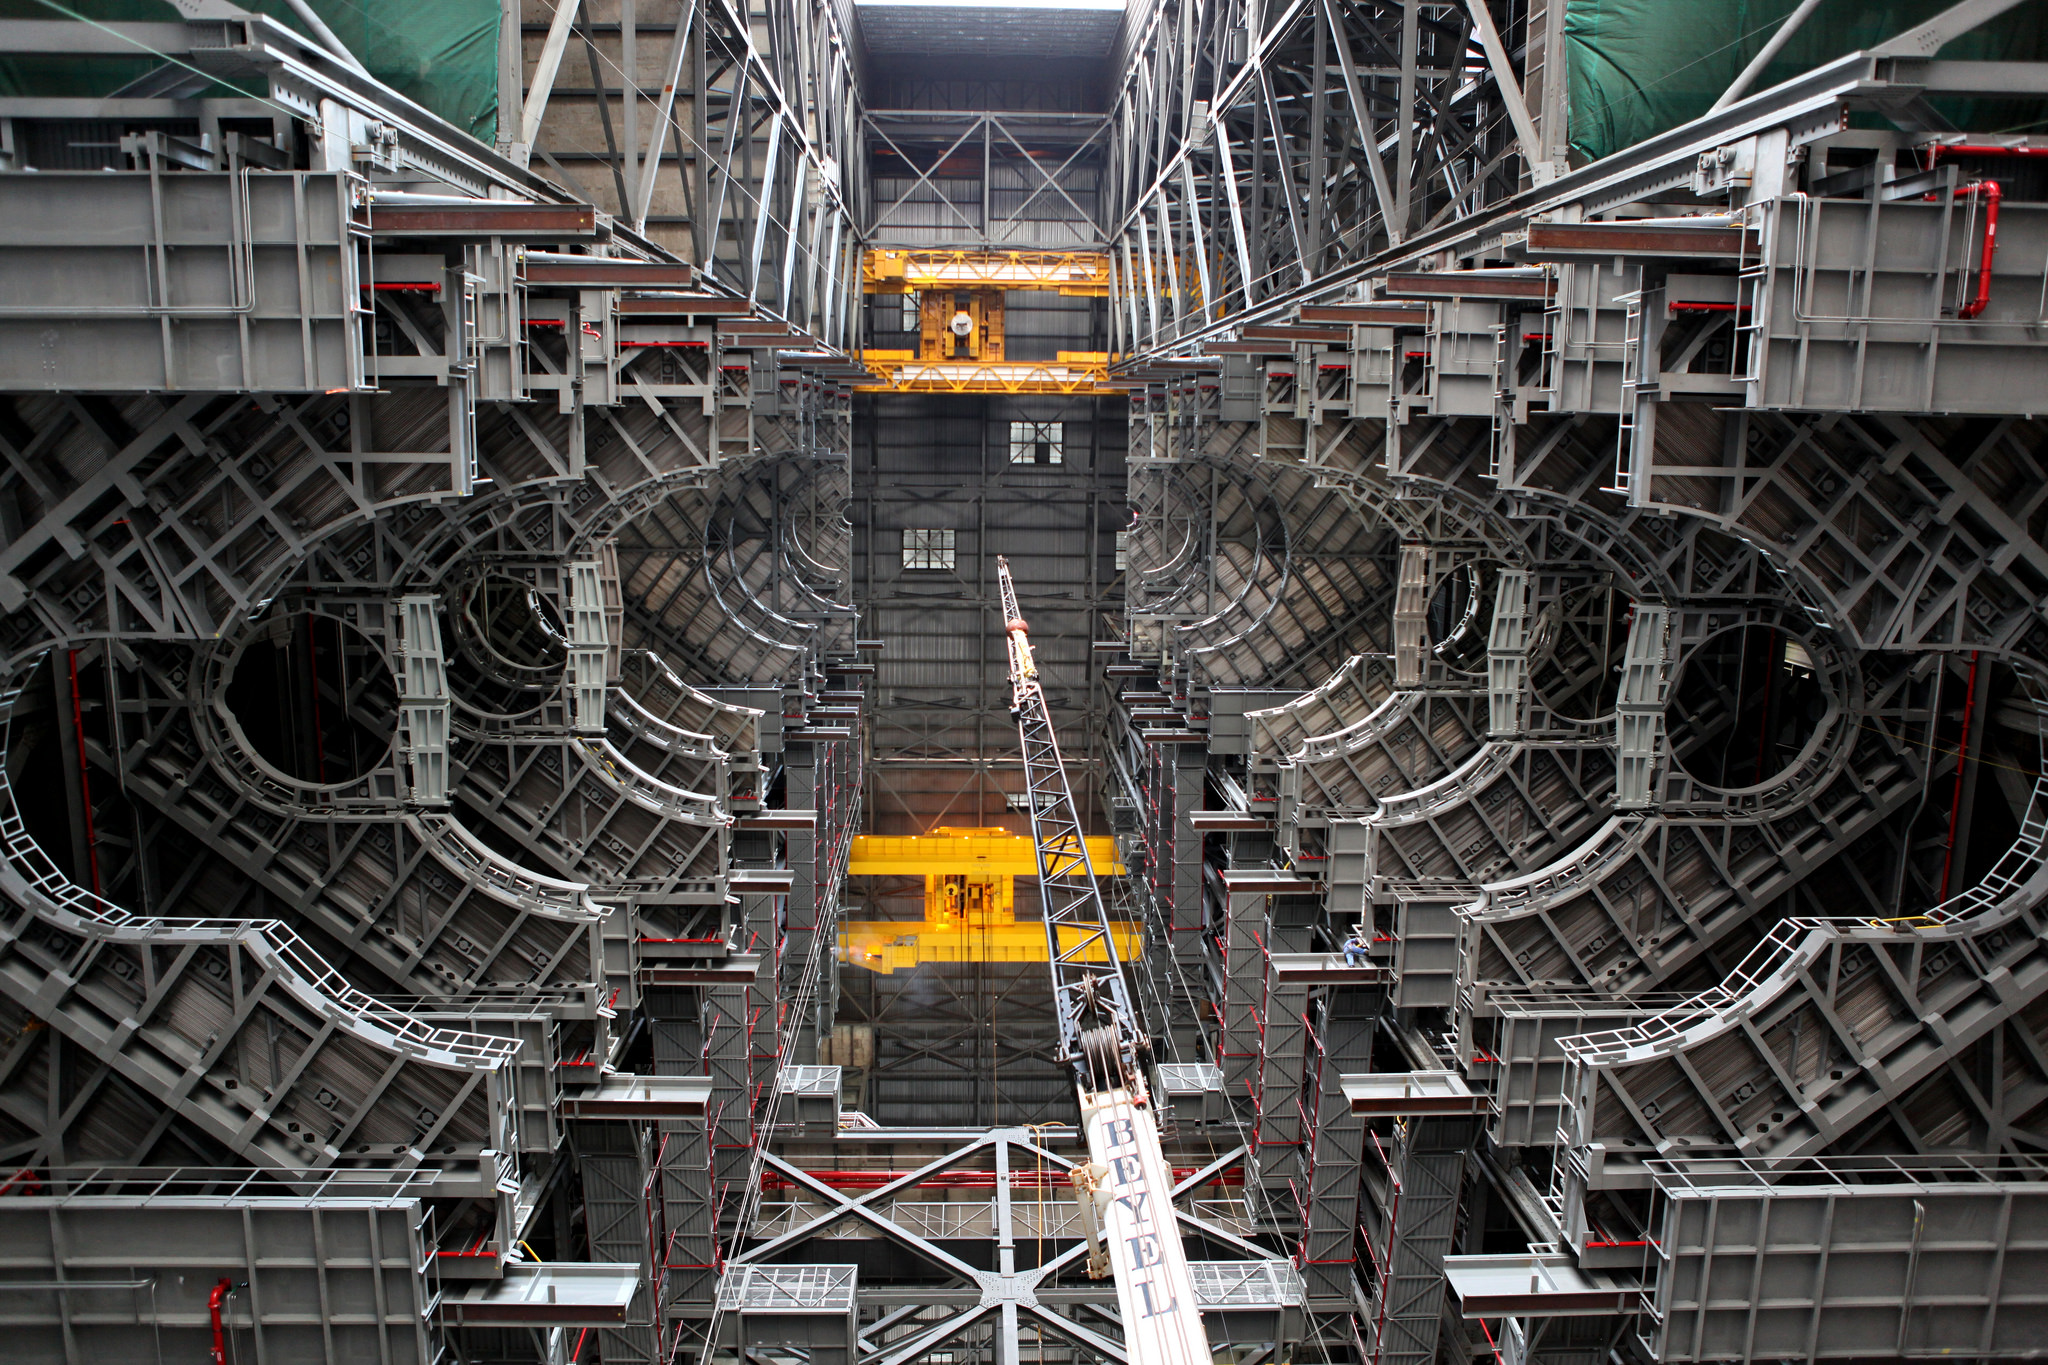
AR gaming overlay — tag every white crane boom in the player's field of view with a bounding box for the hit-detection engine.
[996,556,1208,1365]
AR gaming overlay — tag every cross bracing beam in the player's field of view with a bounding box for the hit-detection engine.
[1116,196,2048,1355]
[1108,0,2048,361]
[1105,0,1538,352]
[510,0,865,345]
[7,0,2048,1361]
[0,79,861,1365]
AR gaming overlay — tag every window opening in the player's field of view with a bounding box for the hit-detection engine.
[902,527,957,570]
[1009,421,1064,465]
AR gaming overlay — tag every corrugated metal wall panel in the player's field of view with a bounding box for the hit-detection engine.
[854,390,1126,835]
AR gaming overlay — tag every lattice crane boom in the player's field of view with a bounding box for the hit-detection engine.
[997,556,1209,1364]
[999,554,1140,1082]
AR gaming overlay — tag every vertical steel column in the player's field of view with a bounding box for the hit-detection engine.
[746,879,782,1160]
[1146,740,1204,965]
[1487,569,1531,738]
[1254,950,1311,1196]
[567,559,610,734]
[705,957,756,1189]
[397,594,451,805]
[1172,748,1207,958]
[575,1121,663,1365]
[1365,1114,1480,1365]
[1392,544,1429,688]
[1522,0,1572,177]
[1301,983,1380,1306]
[805,733,859,1045]
[1220,876,1269,1104]
[1325,819,1372,927]
[1614,605,1670,810]
[659,1117,716,1325]
[1146,743,1174,929]
[782,742,820,1000]
[993,1133,1021,1365]
[648,991,716,1319]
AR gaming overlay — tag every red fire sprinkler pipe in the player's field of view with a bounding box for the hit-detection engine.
[65,649,100,895]
[1919,147,2010,320]
[1939,650,1982,904]
[1954,181,2002,320]
[208,1277,235,1365]
[1926,144,2048,165]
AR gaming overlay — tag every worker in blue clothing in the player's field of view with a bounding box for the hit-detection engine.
[1341,927,1370,967]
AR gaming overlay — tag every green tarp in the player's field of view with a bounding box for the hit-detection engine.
[1565,0,2048,162]
[0,0,500,143]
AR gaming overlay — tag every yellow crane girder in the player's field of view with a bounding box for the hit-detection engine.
[853,352,1126,395]
[839,828,1140,974]
[847,827,1125,876]
[863,249,1113,296]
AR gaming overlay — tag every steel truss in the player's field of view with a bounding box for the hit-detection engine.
[4,0,2048,1362]
[1106,3,2048,1362]
[0,5,867,1362]
[724,1127,1299,1365]
[509,0,865,343]
[1105,0,1543,352]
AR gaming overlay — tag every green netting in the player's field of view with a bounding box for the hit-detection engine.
[1564,0,2048,162]
[0,0,500,143]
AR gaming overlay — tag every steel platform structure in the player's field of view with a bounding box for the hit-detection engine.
[0,0,2043,1362]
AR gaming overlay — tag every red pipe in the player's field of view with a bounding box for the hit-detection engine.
[1927,144,2048,162]
[1939,650,1982,903]
[1919,147,2009,318]
[1954,181,2002,319]
[1368,1128,1400,1365]
[66,650,99,895]
[208,1278,234,1365]
[1477,1315,1506,1365]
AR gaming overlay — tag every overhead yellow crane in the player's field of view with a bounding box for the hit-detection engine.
[862,250,1112,296]
[857,249,1123,395]
[851,355,1119,395]
[838,826,1142,973]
